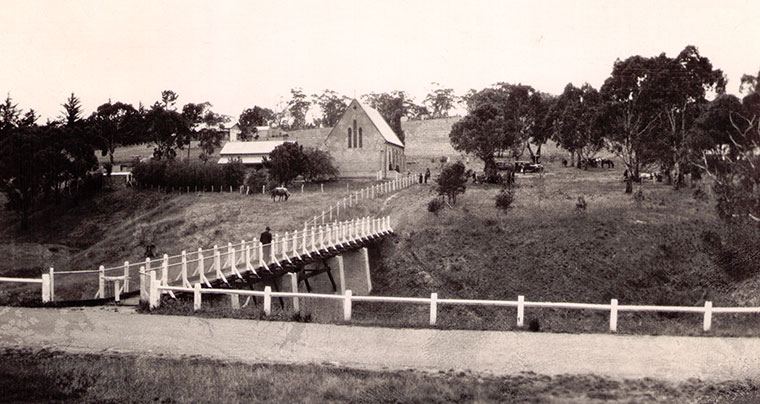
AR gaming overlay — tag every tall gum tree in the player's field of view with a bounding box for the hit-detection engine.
[449,103,512,172]
[547,83,604,167]
[600,55,663,180]
[650,46,725,189]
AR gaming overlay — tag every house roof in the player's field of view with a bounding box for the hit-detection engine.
[356,100,405,147]
[218,156,265,165]
[219,140,290,156]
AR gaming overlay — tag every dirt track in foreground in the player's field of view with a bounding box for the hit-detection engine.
[2,306,759,382]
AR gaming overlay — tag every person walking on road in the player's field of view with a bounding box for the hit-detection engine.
[424,168,431,184]
[260,226,273,263]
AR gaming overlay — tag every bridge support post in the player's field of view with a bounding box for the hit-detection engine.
[287,272,299,313]
[331,255,345,294]
[339,248,371,295]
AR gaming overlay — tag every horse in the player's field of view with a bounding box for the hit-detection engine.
[600,159,615,169]
[270,187,290,202]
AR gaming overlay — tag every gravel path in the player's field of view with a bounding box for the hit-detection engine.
[2,306,759,382]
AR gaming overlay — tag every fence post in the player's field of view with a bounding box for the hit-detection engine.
[139,266,146,304]
[181,250,189,288]
[99,265,106,300]
[193,283,202,311]
[610,299,618,333]
[301,183,304,193]
[343,290,352,321]
[288,273,299,312]
[161,255,168,288]
[149,271,158,309]
[41,273,50,303]
[48,267,55,302]
[264,286,272,316]
[703,301,713,332]
[430,292,438,326]
[123,261,130,293]
[262,185,265,194]
[114,279,121,303]
[517,295,524,327]
[321,183,324,193]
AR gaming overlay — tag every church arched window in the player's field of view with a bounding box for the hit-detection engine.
[358,128,363,148]
[353,120,358,147]
[348,128,352,148]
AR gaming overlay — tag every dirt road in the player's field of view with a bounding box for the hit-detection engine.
[2,306,759,382]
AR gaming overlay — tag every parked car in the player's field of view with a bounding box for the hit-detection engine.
[514,161,544,173]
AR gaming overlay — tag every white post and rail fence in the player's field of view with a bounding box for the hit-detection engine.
[305,174,415,227]
[146,279,760,334]
[0,269,53,303]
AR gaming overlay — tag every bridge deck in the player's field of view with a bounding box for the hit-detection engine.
[127,216,393,301]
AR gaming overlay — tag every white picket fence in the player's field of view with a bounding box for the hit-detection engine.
[33,216,392,303]
[147,282,760,333]
[304,174,415,227]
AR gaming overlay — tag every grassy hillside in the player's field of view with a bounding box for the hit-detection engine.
[356,162,760,336]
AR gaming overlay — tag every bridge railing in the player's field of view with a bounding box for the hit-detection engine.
[149,281,760,334]
[12,216,393,303]
[304,174,415,227]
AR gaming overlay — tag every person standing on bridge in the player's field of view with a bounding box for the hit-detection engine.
[260,226,273,263]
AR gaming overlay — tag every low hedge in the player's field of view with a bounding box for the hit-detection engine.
[132,159,246,190]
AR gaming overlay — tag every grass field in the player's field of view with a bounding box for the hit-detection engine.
[2,348,757,404]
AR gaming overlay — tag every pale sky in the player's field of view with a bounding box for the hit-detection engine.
[1,0,759,122]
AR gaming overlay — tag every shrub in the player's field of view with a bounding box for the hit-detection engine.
[427,197,444,214]
[633,187,645,203]
[221,159,246,188]
[245,169,269,192]
[436,161,467,204]
[575,196,587,212]
[303,147,339,182]
[495,188,514,212]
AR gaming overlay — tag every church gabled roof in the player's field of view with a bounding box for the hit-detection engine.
[355,101,404,147]
[329,99,404,147]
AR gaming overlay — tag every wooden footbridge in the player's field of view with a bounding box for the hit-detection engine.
[108,216,393,305]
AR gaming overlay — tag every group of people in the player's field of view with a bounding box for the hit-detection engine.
[418,168,431,184]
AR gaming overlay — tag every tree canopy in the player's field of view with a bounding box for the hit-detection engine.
[264,142,309,186]
[449,103,512,172]
[313,90,349,128]
[424,84,457,118]
[238,106,275,140]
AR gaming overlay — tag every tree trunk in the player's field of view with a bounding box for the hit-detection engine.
[526,143,535,163]
[625,177,633,194]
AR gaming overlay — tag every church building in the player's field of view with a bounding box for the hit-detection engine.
[323,99,406,178]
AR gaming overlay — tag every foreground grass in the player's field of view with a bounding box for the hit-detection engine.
[2,348,758,404]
